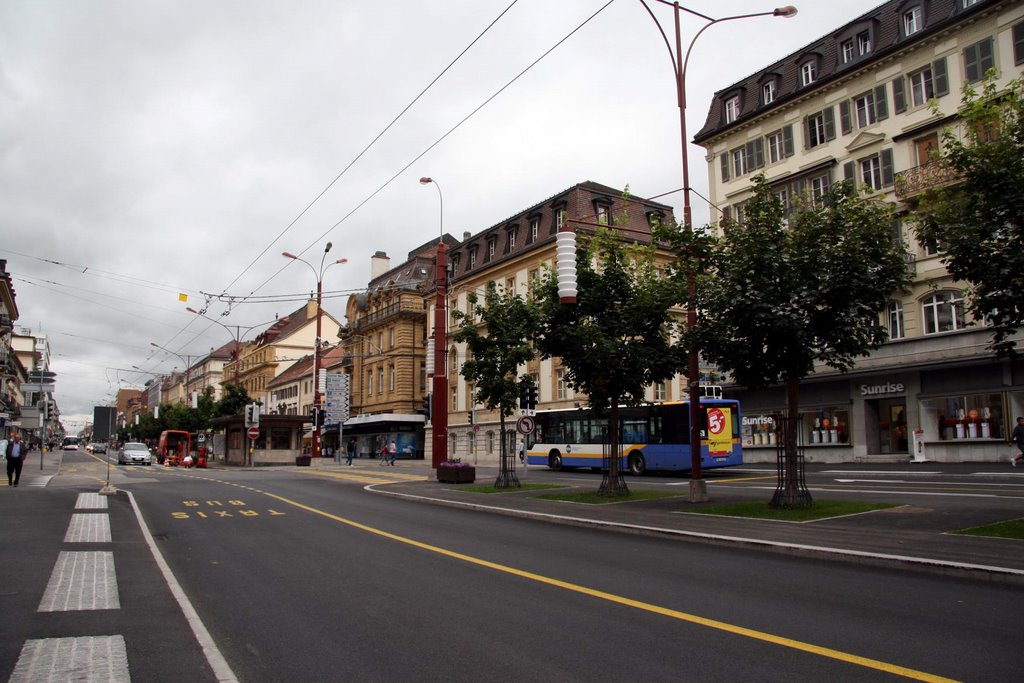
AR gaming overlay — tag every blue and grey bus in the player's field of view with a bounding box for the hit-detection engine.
[525,398,742,475]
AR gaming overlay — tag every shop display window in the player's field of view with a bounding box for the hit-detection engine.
[927,393,1004,440]
[805,407,851,445]
[741,414,777,447]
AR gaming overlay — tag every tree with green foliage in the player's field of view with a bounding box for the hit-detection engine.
[535,228,682,496]
[694,176,911,507]
[452,281,539,488]
[917,75,1024,358]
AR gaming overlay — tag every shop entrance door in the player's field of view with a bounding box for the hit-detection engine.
[878,400,908,454]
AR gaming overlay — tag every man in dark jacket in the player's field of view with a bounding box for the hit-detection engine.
[5,432,25,486]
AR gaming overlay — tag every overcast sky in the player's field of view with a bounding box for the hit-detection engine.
[0,0,874,430]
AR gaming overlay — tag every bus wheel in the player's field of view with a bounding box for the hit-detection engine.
[548,452,563,471]
[628,452,646,476]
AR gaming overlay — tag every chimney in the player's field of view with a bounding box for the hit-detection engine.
[306,299,317,319]
[371,250,390,279]
[463,231,471,242]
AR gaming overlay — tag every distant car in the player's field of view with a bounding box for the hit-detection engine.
[90,442,107,454]
[117,442,152,466]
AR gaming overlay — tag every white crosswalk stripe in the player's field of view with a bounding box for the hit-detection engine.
[10,635,130,683]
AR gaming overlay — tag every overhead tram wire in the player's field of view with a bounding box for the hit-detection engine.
[153,1,522,353]
[207,0,522,309]
[240,0,617,301]
[152,1,615,356]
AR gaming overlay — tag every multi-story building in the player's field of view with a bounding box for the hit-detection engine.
[185,340,240,403]
[341,181,678,466]
[0,260,20,434]
[694,0,1024,462]
[223,300,341,407]
[340,245,441,458]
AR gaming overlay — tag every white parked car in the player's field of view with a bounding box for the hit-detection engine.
[117,442,153,466]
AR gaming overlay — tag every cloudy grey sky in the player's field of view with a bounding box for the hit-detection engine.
[1,0,873,430]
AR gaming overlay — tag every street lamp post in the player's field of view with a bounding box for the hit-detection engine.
[150,342,196,407]
[641,1,797,502]
[420,177,448,470]
[185,308,279,387]
[282,243,347,461]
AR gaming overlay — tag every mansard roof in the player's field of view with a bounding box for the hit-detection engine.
[693,0,997,144]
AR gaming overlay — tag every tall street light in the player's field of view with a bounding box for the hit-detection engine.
[641,1,797,503]
[420,176,448,469]
[150,342,196,407]
[282,242,347,460]
[185,308,279,387]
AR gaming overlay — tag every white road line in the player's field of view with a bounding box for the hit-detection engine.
[64,514,112,543]
[125,490,239,682]
[821,470,942,475]
[9,635,130,683]
[38,551,119,612]
[75,492,108,509]
[834,478,1024,487]
[715,484,1001,498]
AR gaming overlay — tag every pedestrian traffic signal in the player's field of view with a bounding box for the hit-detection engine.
[519,383,529,410]
[421,394,432,416]
[528,386,538,410]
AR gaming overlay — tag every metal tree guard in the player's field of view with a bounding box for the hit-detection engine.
[771,413,813,508]
[494,429,520,489]
[598,424,629,497]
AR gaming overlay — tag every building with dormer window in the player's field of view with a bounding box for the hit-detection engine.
[695,0,1024,462]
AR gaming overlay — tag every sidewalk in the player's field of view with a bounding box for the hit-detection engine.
[314,458,1024,584]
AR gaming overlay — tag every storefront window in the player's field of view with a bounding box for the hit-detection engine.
[925,393,1005,440]
[805,407,851,445]
[742,414,778,447]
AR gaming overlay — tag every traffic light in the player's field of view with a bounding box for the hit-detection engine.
[421,394,432,416]
[245,403,260,427]
[519,384,529,410]
[528,386,538,410]
[468,410,475,425]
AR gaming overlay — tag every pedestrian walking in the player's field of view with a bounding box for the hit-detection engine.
[5,432,25,486]
[388,440,397,466]
[1010,417,1024,467]
[346,438,356,466]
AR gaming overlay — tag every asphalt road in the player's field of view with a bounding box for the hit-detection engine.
[130,464,1021,681]
[4,452,1023,682]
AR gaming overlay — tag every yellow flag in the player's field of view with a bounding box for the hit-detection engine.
[178,293,188,302]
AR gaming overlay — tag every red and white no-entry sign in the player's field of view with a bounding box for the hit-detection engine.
[247,427,260,440]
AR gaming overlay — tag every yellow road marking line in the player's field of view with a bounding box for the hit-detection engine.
[710,475,778,484]
[241,485,957,683]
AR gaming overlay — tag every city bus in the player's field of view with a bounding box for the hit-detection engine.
[525,398,742,475]
[61,435,81,451]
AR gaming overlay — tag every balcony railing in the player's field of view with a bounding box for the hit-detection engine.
[353,301,425,330]
[894,161,961,200]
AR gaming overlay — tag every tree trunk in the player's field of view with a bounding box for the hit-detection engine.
[770,377,813,508]
[494,412,520,488]
[599,403,629,496]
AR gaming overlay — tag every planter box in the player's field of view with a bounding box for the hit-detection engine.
[295,455,312,467]
[437,466,475,484]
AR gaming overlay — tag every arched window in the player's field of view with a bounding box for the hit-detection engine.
[921,291,965,334]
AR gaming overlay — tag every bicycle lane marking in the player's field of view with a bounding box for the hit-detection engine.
[208,478,957,683]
